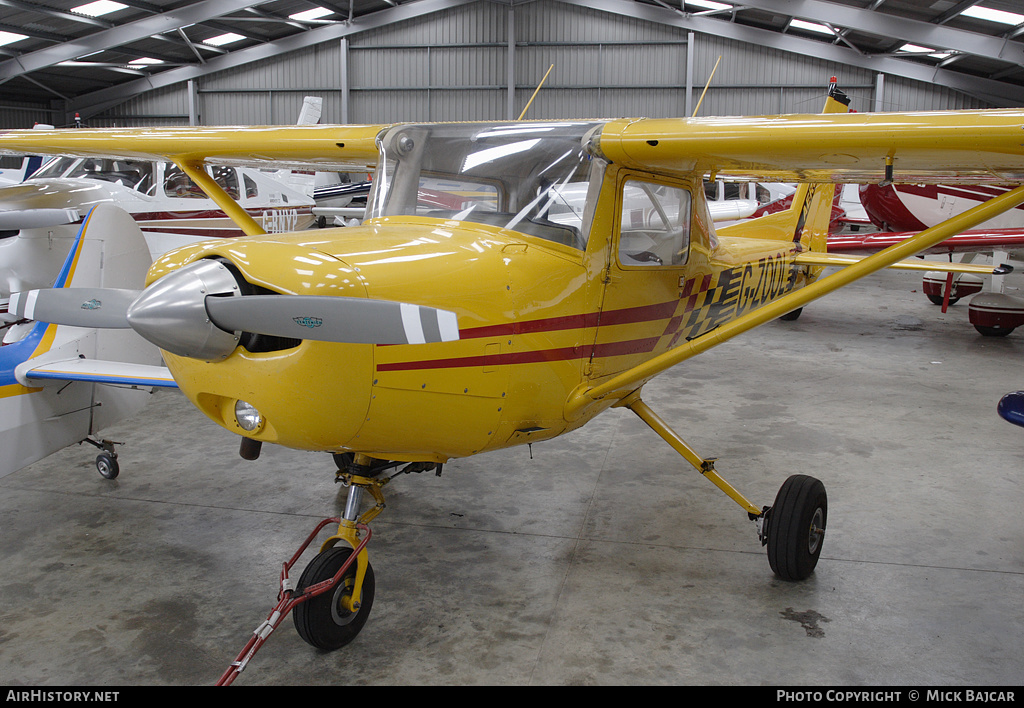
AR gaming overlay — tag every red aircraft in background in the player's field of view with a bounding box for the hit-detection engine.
[829,182,1024,336]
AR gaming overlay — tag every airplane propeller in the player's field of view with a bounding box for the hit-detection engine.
[9,287,138,329]
[9,258,460,360]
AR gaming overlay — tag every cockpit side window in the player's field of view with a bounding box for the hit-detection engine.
[163,163,203,198]
[27,156,76,179]
[617,179,691,267]
[244,174,258,199]
[31,157,154,193]
[210,166,240,199]
[163,164,240,200]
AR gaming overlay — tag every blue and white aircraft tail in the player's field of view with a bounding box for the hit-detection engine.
[1,203,176,479]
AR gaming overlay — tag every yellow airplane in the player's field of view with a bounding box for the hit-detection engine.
[2,82,1022,678]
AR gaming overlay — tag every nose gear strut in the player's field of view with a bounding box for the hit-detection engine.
[217,453,438,685]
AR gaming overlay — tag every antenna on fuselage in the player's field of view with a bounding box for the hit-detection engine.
[692,55,721,117]
[518,64,554,120]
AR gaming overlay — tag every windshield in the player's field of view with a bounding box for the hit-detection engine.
[369,121,604,250]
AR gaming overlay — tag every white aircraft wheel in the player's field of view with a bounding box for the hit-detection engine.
[95,453,119,480]
[766,474,827,581]
[293,546,375,651]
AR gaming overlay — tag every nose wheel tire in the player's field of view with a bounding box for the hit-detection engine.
[292,546,375,651]
[766,474,827,581]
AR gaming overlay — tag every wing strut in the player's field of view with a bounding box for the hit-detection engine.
[626,396,761,516]
[566,183,1024,419]
[177,159,267,237]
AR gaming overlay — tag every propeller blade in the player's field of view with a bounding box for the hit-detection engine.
[204,294,460,345]
[0,208,81,231]
[8,288,139,329]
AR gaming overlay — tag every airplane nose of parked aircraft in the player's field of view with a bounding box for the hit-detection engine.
[148,229,463,453]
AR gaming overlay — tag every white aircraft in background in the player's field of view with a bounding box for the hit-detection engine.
[703,180,868,235]
[4,156,315,259]
[1,203,173,479]
[0,110,320,479]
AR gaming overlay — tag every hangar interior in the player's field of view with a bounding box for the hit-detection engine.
[0,0,1022,686]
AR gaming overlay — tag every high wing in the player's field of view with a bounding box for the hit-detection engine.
[0,124,386,172]
[0,124,387,237]
[1,108,1021,183]
[596,109,1024,185]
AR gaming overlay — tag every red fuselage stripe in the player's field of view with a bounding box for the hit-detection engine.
[457,299,681,340]
[378,298,692,371]
[375,336,665,371]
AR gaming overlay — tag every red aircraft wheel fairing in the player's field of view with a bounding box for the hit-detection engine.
[922,272,983,307]
[968,293,1024,336]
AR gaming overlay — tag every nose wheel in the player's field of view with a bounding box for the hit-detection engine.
[218,455,418,685]
[292,546,375,650]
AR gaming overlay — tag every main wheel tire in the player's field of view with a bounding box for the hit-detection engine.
[778,308,803,321]
[767,474,827,581]
[293,546,375,650]
[927,294,960,306]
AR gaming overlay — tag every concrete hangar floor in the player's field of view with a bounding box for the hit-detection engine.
[1,260,1022,687]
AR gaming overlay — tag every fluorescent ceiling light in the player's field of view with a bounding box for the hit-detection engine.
[203,33,245,47]
[128,57,162,65]
[686,1,732,11]
[961,5,1024,26]
[790,19,836,35]
[71,1,127,17]
[897,43,952,59]
[289,7,333,21]
[0,31,27,47]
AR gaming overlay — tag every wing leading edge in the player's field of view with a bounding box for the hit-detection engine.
[596,110,1024,185]
[3,109,1024,183]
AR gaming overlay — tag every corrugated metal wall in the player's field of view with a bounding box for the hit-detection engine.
[3,0,997,131]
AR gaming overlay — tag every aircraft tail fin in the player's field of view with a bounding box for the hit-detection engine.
[717,80,851,252]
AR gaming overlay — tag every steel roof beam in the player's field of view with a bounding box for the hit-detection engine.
[562,0,1024,106]
[716,0,1024,65]
[0,0,280,83]
[68,0,478,119]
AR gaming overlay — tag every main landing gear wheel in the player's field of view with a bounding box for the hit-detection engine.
[292,546,375,650]
[928,294,960,306]
[974,325,1014,337]
[766,474,827,581]
[779,308,803,321]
